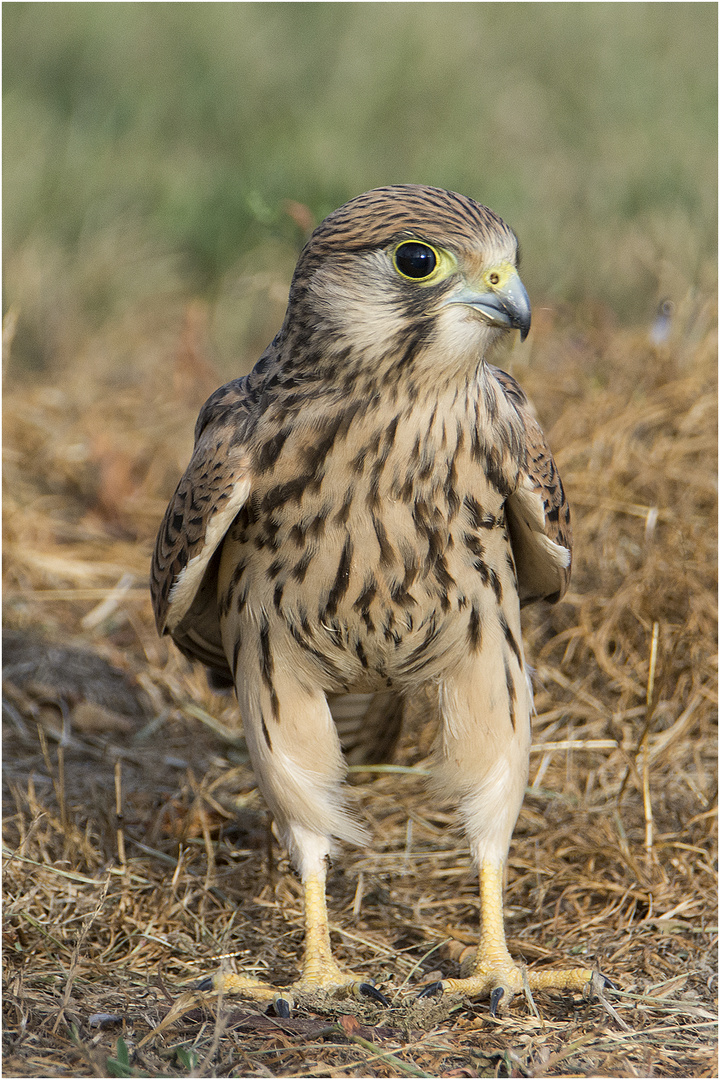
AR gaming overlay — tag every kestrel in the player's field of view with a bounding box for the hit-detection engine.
[151,185,593,1013]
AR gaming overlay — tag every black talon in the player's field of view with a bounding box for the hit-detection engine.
[489,986,504,1016]
[418,980,444,999]
[601,974,618,991]
[273,997,292,1018]
[196,977,215,992]
[358,982,390,1007]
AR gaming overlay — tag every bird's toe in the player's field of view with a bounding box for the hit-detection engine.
[416,974,517,1012]
[421,958,596,1012]
[200,970,279,1002]
[271,994,293,1018]
[355,981,391,1006]
[197,967,389,1009]
[489,986,505,1016]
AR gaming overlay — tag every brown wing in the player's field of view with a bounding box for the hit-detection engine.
[150,379,255,672]
[492,367,572,605]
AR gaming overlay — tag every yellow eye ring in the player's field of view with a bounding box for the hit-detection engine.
[392,241,441,281]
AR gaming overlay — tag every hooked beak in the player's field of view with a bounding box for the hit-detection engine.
[445,266,531,341]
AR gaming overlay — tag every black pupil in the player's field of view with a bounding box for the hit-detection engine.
[395,242,437,279]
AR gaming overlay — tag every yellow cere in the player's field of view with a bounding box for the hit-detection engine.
[481,261,516,291]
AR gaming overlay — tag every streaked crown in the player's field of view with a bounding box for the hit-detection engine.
[299,185,517,263]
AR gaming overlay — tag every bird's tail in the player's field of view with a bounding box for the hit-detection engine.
[328,691,405,765]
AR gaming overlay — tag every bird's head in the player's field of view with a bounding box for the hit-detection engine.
[283,185,530,386]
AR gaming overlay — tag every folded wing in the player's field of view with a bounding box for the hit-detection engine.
[492,367,572,605]
[150,380,255,673]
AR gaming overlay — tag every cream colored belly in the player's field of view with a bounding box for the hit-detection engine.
[218,479,518,695]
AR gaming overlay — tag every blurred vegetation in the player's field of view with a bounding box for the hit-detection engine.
[3,2,717,376]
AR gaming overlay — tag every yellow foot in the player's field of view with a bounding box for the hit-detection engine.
[421,860,600,1014]
[419,961,594,1015]
[199,965,389,1014]
[197,869,389,1015]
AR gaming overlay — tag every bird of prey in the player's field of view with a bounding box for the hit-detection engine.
[151,185,592,1013]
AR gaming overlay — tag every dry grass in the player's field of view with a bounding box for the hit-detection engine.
[2,293,717,1077]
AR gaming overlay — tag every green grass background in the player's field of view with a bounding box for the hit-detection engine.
[3,2,717,374]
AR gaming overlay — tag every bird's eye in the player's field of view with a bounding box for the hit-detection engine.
[393,242,438,280]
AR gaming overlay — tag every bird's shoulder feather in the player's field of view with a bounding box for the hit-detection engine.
[489,366,572,605]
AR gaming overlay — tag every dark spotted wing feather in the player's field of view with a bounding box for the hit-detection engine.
[491,367,572,605]
[150,379,255,662]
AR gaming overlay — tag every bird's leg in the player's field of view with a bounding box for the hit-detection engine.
[203,656,389,1008]
[285,842,388,1005]
[448,858,525,998]
[296,861,356,989]
[420,640,593,1011]
[209,851,387,1009]
[422,858,592,1010]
